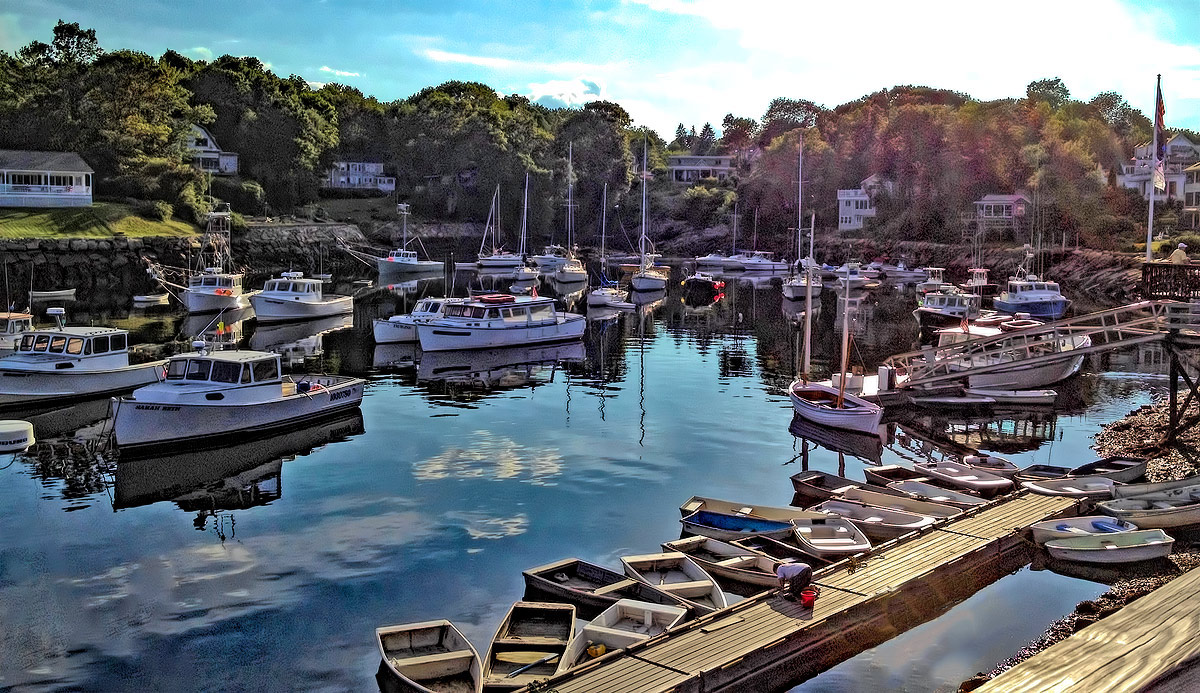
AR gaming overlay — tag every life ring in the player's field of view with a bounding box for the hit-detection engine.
[215,288,232,296]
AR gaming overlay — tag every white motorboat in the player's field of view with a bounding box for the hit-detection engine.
[959,267,998,297]
[414,294,585,351]
[249,272,353,322]
[739,251,788,272]
[789,382,883,435]
[791,517,872,557]
[959,453,1019,478]
[620,552,727,614]
[916,267,951,294]
[111,346,365,453]
[1021,476,1117,500]
[553,258,587,283]
[694,252,727,267]
[809,498,936,541]
[587,285,633,309]
[0,311,165,408]
[1029,516,1138,545]
[376,248,442,275]
[1097,482,1200,528]
[0,311,34,353]
[530,245,569,269]
[1044,529,1173,564]
[840,487,961,519]
[373,297,466,343]
[662,535,787,587]
[914,462,1013,497]
[929,324,1090,389]
[828,262,870,289]
[481,601,576,693]
[560,599,687,670]
[512,265,540,281]
[781,273,820,300]
[914,290,981,328]
[962,387,1057,405]
[477,185,523,268]
[164,205,254,313]
[876,260,928,283]
[376,619,482,693]
[884,480,988,510]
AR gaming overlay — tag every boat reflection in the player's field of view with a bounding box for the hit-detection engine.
[373,342,420,370]
[114,410,365,514]
[782,295,822,324]
[547,278,588,310]
[416,342,586,391]
[896,407,1059,455]
[250,313,353,367]
[180,307,253,346]
[788,413,887,465]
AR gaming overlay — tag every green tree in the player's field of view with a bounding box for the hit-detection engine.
[1026,77,1070,109]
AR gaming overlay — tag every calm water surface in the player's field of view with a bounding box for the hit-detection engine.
[0,272,1165,691]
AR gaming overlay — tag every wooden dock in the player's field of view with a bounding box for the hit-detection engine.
[528,492,1078,693]
[977,564,1200,692]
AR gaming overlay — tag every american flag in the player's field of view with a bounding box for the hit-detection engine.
[1154,78,1166,191]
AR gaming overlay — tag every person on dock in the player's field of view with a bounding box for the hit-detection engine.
[775,562,813,600]
[1169,242,1189,264]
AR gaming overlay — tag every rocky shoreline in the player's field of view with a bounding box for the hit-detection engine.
[958,398,1200,691]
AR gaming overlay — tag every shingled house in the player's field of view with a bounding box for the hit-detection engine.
[0,150,94,208]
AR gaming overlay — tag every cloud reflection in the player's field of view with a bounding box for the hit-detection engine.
[414,431,563,486]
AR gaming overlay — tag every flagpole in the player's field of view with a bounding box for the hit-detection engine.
[1146,73,1161,262]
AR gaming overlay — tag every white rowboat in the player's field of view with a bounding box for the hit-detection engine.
[620,552,727,615]
[1044,529,1173,564]
[1021,476,1117,500]
[790,517,872,557]
[914,462,1013,497]
[1029,516,1138,545]
[376,619,482,693]
[809,498,936,541]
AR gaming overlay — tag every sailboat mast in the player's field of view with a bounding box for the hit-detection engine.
[480,185,497,256]
[1145,74,1161,262]
[519,173,529,256]
[640,141,648,258]
[837,282,850,408]
[753,207,758,251]
[567,142,574,252]
[800,143,812,379]
[601,182,607,258]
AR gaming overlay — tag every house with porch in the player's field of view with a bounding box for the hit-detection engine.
[324,161,396,193]
[1116,133,1199,201]
[186,124,239,176]
[836,174,894,231]
[0,150,93,208]
[972,193,1031,237]
[666,154,735,184]
[1184,162,1200,230]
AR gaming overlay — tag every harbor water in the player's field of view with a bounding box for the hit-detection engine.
[0,271,1165,691]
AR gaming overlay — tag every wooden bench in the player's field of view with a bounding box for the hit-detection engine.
[394,649,475,668]
[592,578,638,595]
[659,580,716,598]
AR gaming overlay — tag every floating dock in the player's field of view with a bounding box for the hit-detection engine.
[530,491,1078,692]
[978,564,1200,692]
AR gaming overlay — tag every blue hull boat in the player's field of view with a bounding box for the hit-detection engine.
[680,510,795,541]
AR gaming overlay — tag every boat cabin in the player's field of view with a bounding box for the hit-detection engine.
[1004,278,1062,296]
[188,270,243,293]
[923,292,981,313]
[925,267,945,282]
[262,272,324,298]
[385,249,419,262]
[1,313,33,336]
[439,294,560,326]
[16,327,128,356]
[164,351,281,385]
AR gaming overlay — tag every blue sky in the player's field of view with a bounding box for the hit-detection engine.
[2,0,1198,137]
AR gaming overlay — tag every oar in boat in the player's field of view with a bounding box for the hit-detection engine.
[504,651,561,677]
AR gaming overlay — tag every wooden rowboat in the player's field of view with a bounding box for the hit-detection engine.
[376,619,482,693]
[481,601,576,693]
[884,480,988,510]
[1014,464,1073,483]
[662,535,785,587]
[862,465,930,487]
[1067,456,1147,483]
[840,487,961,518]
[560,599,687,670]
[1112,475,1200,499]
[789,470,904,503]
[678,495,824,523]
[521,558,689,618]
[808,499,935,541]
[1029,515,1138,545]
[679,509,796,541]
[1021,476,1117,500]
[791,517,872,557]
[915,462,1013,497]
[1044,529,1174,564]
[620,552,727,614]
[29,288,76,301]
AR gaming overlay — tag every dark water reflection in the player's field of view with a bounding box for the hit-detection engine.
[0,269,1165,691]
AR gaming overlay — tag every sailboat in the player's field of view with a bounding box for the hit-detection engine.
[788,141,882,434]
[631,143,669,292]
[783,147,819,302]
[588,182,633,309]
[477,185,523,268]
[553,144,589,283]
[512,174,540,281]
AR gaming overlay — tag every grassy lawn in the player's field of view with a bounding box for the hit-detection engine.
[0,202,198,239]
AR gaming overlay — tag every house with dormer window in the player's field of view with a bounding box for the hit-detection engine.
[186,125,239,176]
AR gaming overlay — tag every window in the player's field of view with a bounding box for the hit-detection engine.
[202,277,217,286]
[19,335,34,351]
[252,359,279,381]
[93,335,109,353]
[211,361,241,383]
[186,360,212,380]
[111,334,126,351]
[33,335,49,352]
[66,338,83,355]
[240,365,252,383]
[47,336,66,353]
[48,175,73,187]
[166,360,188,379]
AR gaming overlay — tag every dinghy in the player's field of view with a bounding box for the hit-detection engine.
[559,599,687,670]
[132,293,170,306]
[862,465,929,487]
[376,619,482,693]
[914,462,1013,497]
[662,536,785,587]
[1014,464,1073,483]
[809,499,936,541]
[680,509,795,541]
[677,496,824,523]
[1112,475,1200,499]
[789,470,903,503]
[962,388,1057,405]
[481,601,576,693]
[620,552,727,615]
[884,480,988,510]
[1043,529,1174,564]
[1067,456,1147,483]
[730,534,833,568]
[840,487,961,519]
[1097,484,1200,529]
[521,558,689,617]
[959,454,1019,478]
[790,517,872,558]
[1021,476,1117,500]
[1029,516,1138,545]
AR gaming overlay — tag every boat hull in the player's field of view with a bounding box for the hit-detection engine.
[0,362,165,408]
[521,558,690,618]
[789,381,883,434]
[250,294,354,322]
[1044,529,1173,564]
[376,258,442,275]
[112,376,365,452]
[183,290,251,313]
[373,317,419,343]
[376,620,482,693]
[416,316,586,351]
[992,297,1070,320]
[963,354,1085,389]
[631,274,668,292]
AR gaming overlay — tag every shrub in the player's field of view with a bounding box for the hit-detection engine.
[210,177,266,215]
[133,199,173,222]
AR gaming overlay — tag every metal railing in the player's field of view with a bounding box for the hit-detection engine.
[0,184,91,194]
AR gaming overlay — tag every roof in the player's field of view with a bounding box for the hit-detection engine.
[31,326,126,337]
[1185,162,1200,172]
[168,349,279,363]
[975,193,1031,204]
[0,150,93,173]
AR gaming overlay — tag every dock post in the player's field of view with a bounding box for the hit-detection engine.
[1168,333,1179,444]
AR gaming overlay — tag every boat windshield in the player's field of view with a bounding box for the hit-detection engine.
[251,358,279,381]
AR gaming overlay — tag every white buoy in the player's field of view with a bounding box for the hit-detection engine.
[0,420,34,452]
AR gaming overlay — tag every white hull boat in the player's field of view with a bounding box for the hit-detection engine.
[376,250,442,275]
[373,298,466,344]
[376,619,483,693]
[415,294,585,351]
[620,552,727,614]
[885,480,988,510]
[1029,516,1138,545]
[915,462,1013,497]
[29,288,77,301]
[791,517,872,557]
[553,260,588,283]
[1112,475,1200,499]
[962,388,1057,405]
[183,287,251,313]
[959,454,1019,478]
[1044,529,1173,564]
[112,348,364,453]
[250,272,353,322]
[965,354,1085,389]
[809,499,936,541]
[695,253,727,267]
[781,277,820,300]
[587,286,633,309]
[477,253,523,269]
[481,601,576,693]
[1098,483,1200,528]
[662,535,787,587]
[1021,476,1116,500]
[512,266,539,281]
[132,293,169,306]
[631,266,668,292]
[561,599,687,669]
[789,381,883,434]
[840,487,961,519]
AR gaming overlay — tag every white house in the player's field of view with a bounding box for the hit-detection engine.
[186,125,238,176]
[1184,162,1200,230]
[666,154,735,183]
[324,162,396,193]
[1116,133,1199,201]
[836,175,892,231]
[0,150,93,208]
[972,193,1031,235]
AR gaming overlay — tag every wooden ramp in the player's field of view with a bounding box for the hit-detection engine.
[978,564,1200,693]
[529,492,1077,693]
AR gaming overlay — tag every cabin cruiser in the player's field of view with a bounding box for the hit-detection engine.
[414,293,585,351]
[373,296,467,343]
[738,251,789,272]
[992,274,1070,320]
[249,272,354,322]
[916,267,952,294]
[183,268,252,313]
[694,251,727,267]
[913,290,981,328]
[111,345,365,452]
[0,312,34,353]
[827,262,871,289]
[376,247,441,274]
[0,309,164,407]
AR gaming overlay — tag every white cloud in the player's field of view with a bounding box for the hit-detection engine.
[320,65,361,78]
[184,46,213,61]
[529,78,604,109]
[306,80,326,89]
[422,48,622,77]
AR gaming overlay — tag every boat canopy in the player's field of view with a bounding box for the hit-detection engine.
[164,351,281,384]
[17,328,128,355]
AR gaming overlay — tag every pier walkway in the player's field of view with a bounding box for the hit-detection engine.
[528,492,1078,693]
[978,564,1200,692]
